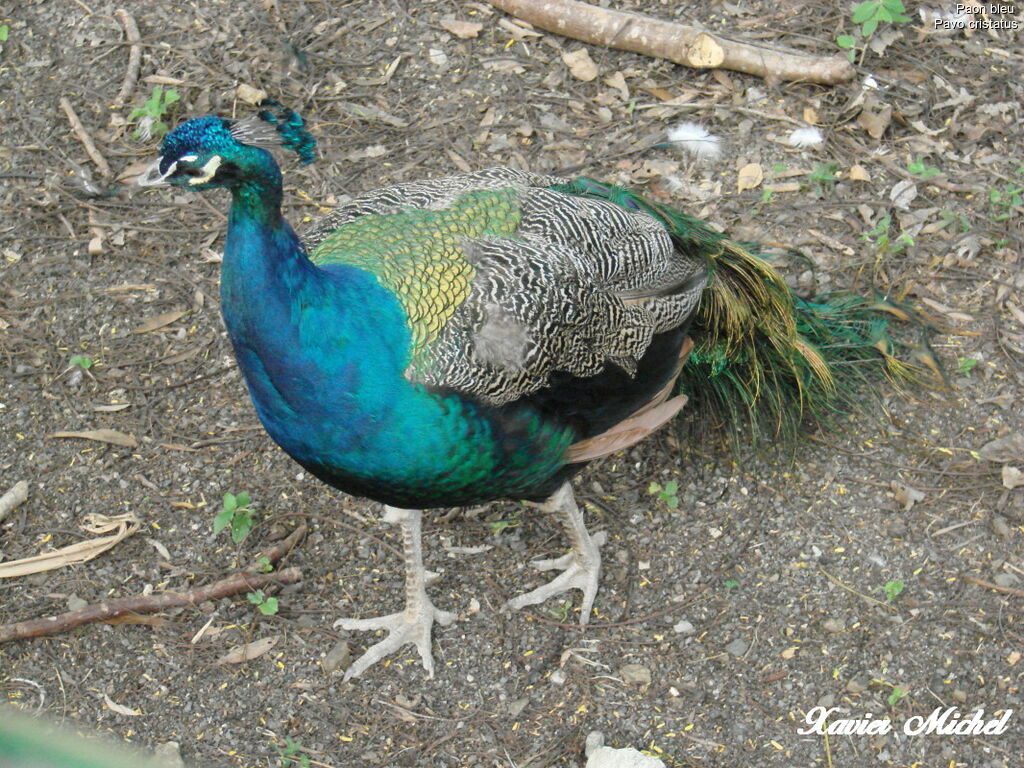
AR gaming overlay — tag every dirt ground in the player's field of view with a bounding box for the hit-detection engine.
[1,1,1023,766]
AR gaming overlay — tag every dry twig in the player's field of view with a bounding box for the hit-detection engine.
[486,0,854,85]
[0,568,303,643]
[963,573,1024,599]
[0,525,308,643]
[59,97,111,177]
[113,9,142,107]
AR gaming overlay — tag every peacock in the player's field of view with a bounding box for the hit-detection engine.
[135,102,931,681]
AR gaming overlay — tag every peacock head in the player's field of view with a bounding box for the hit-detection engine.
[136,100,316,191]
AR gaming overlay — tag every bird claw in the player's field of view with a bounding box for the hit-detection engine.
[335,600,457,681]
[506,529,607,624]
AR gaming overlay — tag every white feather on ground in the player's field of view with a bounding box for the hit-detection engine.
[788,127,824,148]
[667,122,722,160]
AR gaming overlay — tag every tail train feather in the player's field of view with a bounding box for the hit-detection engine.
[551,176,941,444]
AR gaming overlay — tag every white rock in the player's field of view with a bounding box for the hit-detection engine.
[587,746,666,768]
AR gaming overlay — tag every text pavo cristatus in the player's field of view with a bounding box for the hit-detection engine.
[137,103,931,680]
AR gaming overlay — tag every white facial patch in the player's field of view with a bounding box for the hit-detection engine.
[188,155,223,185]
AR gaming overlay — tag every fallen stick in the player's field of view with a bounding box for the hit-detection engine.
[0,481,29,524]
[0,568,303,643]
[113,9,142,107]
[59,97,112,177]
[486,0,855,85]
[963,573,1024,599]
[0,524,308,643]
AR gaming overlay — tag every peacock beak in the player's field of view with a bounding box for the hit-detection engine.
[135,157,176,187]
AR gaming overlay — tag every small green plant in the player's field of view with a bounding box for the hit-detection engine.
[275,738,310,768]
[647,479,679,509]
[0,25,9,42]
[247,589,279,616]
[836,0,911,62]
[887,686,907,707]
[547,599,572,622]
[989,183,1022,223]
[254,555,273,573]
[806,163,839,195]
[214,491,256,543]
[907,157,941,179]
[129,85,180,141]
[957,357,979,375]
[69,354,94,371]
[487,510,520,535]
[862,215,914,255]
[883,580,904,602]
[724,578,740,590]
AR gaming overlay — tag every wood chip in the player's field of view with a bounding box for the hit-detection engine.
[562,48,599,81]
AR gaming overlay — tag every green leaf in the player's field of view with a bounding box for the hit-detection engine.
[230,512,252,543]
[862,17,879,36]
[258,597,279,615]
[247,590,264,605]
[663,480,678,495]
[213,507,232,534]
[851,1,878,23]
[223,492,237,512]
[724,579,739,589]
[0,25,9,42]
[236,491,250,508]
[957,357,978,374]
[836,34,857,48]
[887,686,905,706]
[69,354,94,370]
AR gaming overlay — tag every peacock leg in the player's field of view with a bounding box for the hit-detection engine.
[506,482,607,624]
[334,506,456,681]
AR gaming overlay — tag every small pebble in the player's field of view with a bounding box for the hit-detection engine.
[322,640,351,674]
[991,516,1012,538]
[619,663,652,685]
[152,741,185,768]
[673,619,695,635]
[822,618,845,634]
[952,689,968,703]
[725,637,749,657]
[67,594,88,612]
[846,676,869,694]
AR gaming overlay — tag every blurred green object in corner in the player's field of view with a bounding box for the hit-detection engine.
[0,708,187,768]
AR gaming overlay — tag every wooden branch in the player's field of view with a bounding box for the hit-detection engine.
[963,573,1024,599]
[486,0,854,85]
[59,97,112,177]
[0,524,309,644]
[0,568,302,643]
[113,9,142,107]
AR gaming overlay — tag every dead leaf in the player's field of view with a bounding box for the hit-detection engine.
[92,403,131,413]
[848,164,871,182]
[133,309,187,334]
[1002,465,1024,489]
[562,48,598,82]
[105,613,170,628]
[780,646,798,659]
[440,18,482,38]
[103,693,141,717]
[497,17,541,40]
[0,513,141,578]
[889,180,918,210]
[603,71,629,100]
[892,482,925,511]
[235,84,268,105]
[979,433,1024,463]
[858,99,892,140]
[802,107,819,125]
[49,429,137,448]
[216,635,280,665]
[736,163,763,192]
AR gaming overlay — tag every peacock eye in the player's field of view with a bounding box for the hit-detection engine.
[179,166,204,178]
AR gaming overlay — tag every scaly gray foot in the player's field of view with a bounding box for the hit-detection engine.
[335,596,457,681]
[506,529,607,624]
